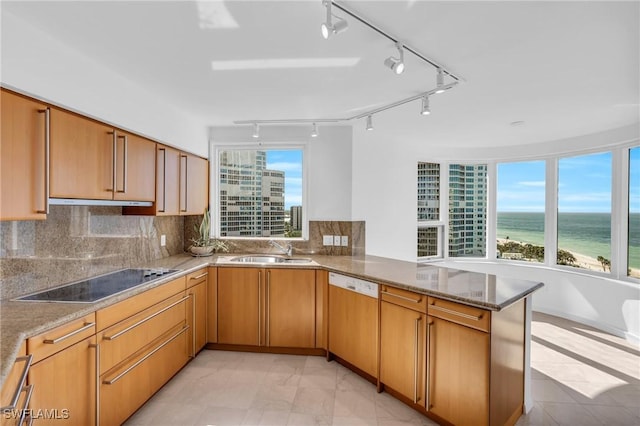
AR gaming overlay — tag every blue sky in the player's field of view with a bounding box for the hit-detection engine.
[266,150,303,209]
[497,150,639,213]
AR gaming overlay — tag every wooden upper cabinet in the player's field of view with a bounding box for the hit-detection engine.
[157,145,181,215]
[49,107,156,201]
[1,90,48,220]
[50,108,114,200]
[180,153,208,216]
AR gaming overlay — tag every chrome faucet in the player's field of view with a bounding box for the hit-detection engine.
[269,240,293,257]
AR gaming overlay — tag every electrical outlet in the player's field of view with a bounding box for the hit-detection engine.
[323,235,334,246]
[333,235,341,246]
[160,235,166,247]
[341,236,349,246]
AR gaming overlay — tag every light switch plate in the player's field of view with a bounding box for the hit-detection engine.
[160,235,166,247]
[333,235,341,246]
[341,236,349,246]
[323,235,334,246]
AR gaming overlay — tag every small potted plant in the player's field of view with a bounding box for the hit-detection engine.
[189,207,228,256]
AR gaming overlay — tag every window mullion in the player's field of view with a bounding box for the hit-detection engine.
[611,147,629,279]
[487,161,497,260]
[545,158,558,266]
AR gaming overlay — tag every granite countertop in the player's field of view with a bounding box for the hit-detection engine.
[0,253,543,390]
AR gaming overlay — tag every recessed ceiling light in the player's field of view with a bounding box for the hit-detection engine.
[211,57,360,71]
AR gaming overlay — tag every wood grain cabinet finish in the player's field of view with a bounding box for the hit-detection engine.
[379,286,426,406]
[187,268,208,355]
[0,90,48,221]
[179,152,208,216]
[0,342,30,426]
[49,107,155,202]
[217,267,317,348]
[207,267,218,343]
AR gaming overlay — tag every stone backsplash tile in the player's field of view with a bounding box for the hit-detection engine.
[0,206,184,300]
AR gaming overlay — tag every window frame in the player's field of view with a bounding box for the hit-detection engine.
[209,141,309,240]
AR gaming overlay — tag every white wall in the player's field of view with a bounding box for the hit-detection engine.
[1,10,209,157]
[352,120,640,343]
[209,125,353,221]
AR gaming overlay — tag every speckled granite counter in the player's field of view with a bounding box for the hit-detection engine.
[1,253,542,389]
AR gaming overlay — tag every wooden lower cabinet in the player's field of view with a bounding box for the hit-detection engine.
[28,336,96,426]
[217,268,261,345]
[380,301,426,405]
[187,268,208,355]
[427,315,490,425]
[266,268,316,348]
[99,324,188,426]
[207,267,218,343]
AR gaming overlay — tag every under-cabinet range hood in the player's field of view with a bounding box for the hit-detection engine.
[49,198,153,207]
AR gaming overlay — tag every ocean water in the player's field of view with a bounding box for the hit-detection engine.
[497,212,640,269]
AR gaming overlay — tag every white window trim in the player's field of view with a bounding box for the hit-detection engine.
[209,140,309,240]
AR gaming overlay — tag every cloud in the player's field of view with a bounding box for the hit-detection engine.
[267,162,302,174]
[561,192,611,202]
[517,181,545,187]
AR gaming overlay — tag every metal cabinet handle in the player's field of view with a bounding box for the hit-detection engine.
[426,319,433,410]
[258,270,262,346]
[110,131,117,192]
[180,154,188,212]
[103,296,189,341]
[36,108,50,214]
[102,325,188,385]
[429,304,483,321]
[190,272,208,280]
[266,270,270,346]
[158,148,167,212]
[43,322,95,344]
[413,316,421,404]
[0,354,32,413]
[89,343,100,426]
[381,290,422,304]
[116,135,128,193]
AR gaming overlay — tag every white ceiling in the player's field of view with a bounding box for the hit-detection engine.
[3,0,639,148]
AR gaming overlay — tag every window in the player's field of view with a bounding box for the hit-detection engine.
[417,162,443,258]
[557,152,612,272]
[216,148,304,238]
[496,161,545,263]
[629,147,639,278]
[448,164,487,257]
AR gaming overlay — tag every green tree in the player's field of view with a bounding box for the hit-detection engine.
[557,249,576,265]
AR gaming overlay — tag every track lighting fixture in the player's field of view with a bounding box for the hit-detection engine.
[366,115,373,131]
[321,0,348,39]
[311,123,319,137]
[435,68,445,93]
[384,42,405,74]
[420,96,431,115]
[252,123,259,138]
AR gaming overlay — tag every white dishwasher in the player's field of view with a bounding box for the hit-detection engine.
[328,272,379,378]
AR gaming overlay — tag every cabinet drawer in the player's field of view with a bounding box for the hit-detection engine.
[98,292,188,374]
[381,285,427,313]
[427,297,490,332]
[186,268,208,288]
[96,276,186,331]
[27,313,96,363]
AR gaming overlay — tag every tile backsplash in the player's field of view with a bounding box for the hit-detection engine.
[0,206,184,300]
[1,207,365,300]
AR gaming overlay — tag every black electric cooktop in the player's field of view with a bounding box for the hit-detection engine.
[16,268,180,303]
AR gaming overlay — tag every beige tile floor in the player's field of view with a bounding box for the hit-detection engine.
[125,312,640,426]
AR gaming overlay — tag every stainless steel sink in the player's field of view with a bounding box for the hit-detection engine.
[227,255,315,265]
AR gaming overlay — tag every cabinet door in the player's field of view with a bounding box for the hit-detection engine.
[188,280,208,355]
[28,335,96,426]
[112,132,156,201]
[266,268,316,348]
[328,285,378,377]
[1,90,48,220]
[427,316,489,426]
[50,108,114,200]
[156,145,180,215]
[217,268,261,345]
[380,301,426,405]
[180,153,208,215]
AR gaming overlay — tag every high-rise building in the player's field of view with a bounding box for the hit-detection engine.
[448,164,487,257]
[290,206,302,231]
[219,150,285,237]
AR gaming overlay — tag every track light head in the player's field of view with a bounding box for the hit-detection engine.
[252,123,259,138]
[366,115,373,131]
[311,123,318,137]
[420,96,431,115]
[384,42,405,74]
[435,68,445,93]
[321,0,348,39]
